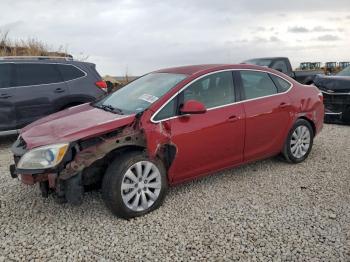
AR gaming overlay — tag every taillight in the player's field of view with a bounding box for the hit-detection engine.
[95,81,107,92]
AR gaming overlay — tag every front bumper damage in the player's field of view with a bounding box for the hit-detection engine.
[10,122,147,204]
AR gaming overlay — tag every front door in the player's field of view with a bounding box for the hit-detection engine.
[161,71,245,182]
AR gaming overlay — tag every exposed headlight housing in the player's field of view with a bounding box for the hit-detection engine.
[17,143,69,170]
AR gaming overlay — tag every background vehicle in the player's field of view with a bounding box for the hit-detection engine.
[0,56,107,135]
[310,62,322,70]
[339,62,350,70]
[298,62,321,71]
[324,62,340,75]
[299,62,312,71]
[313,66,350,123]
[10,64,324,218]
[243,57,324,84]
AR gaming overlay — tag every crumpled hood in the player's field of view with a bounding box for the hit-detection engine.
[313,74,350,93]
[21,103,136,149]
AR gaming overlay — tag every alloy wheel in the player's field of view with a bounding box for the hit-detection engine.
[290,125,311,159]
[121,161,162,212]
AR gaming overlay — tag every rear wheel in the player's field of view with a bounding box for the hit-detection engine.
[102,151,168,219]
[282,119,314,163]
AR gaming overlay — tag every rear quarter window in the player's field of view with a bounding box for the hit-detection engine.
[269,74,291,93]
[57,64,85,81]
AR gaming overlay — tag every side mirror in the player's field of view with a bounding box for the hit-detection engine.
[180,100,207,115]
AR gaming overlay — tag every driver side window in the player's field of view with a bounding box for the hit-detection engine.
[182,71,235,108]
[153,71,235,121]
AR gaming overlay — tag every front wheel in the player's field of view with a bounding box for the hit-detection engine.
[282,119,314,163]
[102,151,168,219]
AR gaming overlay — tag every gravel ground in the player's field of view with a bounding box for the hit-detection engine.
[0,124,349,261]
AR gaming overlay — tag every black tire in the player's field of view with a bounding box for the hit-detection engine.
[282,119,314,163]
[102,151,168,219]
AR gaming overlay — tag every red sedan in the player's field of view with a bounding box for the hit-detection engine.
[10,64,324,218]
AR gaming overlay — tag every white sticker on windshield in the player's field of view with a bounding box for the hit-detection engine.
[138,94,159,103]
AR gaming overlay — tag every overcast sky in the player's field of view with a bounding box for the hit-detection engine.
[0,0,349,75]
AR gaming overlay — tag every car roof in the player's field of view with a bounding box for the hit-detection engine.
[154,64,278,76]
[0,57,94,66]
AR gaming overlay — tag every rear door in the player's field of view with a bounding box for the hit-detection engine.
[0,63,17,131]
[13,63,68,128]
[238,70,293,161]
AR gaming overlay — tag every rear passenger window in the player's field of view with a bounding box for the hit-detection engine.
[15,64,62,86]
[57,64,85,81]
[0,64,12,88]
[240,71,277,100]
[270,74,291,93]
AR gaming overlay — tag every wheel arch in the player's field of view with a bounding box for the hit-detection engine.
[104,145,147,160]
[297,116,316,137]
[105,143,177,171]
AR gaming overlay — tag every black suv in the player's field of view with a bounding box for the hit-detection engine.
[0,56,107,135]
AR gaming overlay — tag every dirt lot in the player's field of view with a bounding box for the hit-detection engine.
[0,124,349,261]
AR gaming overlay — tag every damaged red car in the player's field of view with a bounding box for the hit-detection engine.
[10,64,324,218]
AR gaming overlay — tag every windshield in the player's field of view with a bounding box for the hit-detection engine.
[337,66,350,77]
[244,59,272,67]
[94,73,187,114]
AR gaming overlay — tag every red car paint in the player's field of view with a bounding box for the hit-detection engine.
[21,103,136,149]
[19,64,324,186]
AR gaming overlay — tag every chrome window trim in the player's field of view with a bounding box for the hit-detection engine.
[320,90,350,95]
[0,62,87,90]
[151,68,293,123]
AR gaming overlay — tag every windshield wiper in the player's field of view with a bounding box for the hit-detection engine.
[96,104,124,115]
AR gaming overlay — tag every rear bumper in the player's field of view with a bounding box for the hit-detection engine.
[324,108,344,124]
[321,91,349,123]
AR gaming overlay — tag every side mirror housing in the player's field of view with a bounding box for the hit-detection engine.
[180,100,207,114]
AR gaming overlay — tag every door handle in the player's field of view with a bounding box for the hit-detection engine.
[54,88,65,93]
[0,94,12,99]
[279,102,290,108]
[227,115,239,122]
